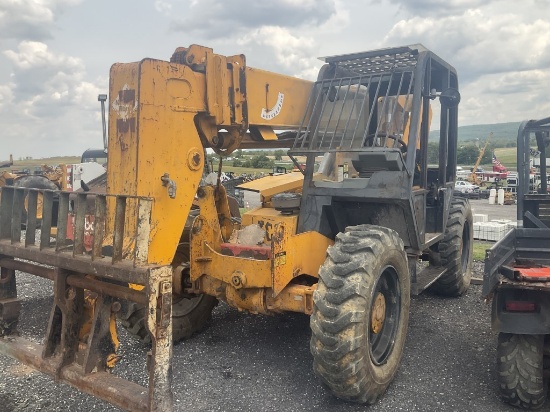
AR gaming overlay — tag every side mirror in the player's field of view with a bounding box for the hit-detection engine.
[439,88,461,108]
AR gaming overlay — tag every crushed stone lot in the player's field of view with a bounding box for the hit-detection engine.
[0,262,529,412]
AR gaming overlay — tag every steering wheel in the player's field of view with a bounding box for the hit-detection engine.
[364,132,407,153]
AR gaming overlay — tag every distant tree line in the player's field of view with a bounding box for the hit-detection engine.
[427,141,513,165]
[233,154,274,169]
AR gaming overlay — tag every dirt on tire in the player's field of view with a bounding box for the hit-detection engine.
[310,224,410,404]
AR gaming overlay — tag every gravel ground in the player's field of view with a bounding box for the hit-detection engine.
[0,261,541,412]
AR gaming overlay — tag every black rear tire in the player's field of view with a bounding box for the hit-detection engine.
[119,293,217,344]
[14,175,59,227]
[429,197,473,296]
[497,333,548,409]
[310,225,410,404]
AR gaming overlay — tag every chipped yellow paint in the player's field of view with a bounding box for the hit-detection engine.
[80,290,120,368]
[108,59,206,265]
[106,48,316,266]
[105,46,333,314]
[192,190,333,305]
[241,207,298,243]
[271,223,333,296]
[190,186,272,288]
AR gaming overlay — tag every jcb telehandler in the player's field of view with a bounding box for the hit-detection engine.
[0,44,472,411]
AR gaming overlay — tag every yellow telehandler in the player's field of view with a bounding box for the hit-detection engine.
[0,44,470,411]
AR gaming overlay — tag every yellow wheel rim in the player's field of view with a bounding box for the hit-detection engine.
[24,192,44,220]
[370,292,386,334]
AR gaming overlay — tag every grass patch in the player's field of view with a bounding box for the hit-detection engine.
[218,165,273,175]
[473,240,493,262]
[1,156,81,172]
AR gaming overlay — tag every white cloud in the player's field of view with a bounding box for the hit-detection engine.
[154,0,172,13]
[0,41,106,156]
[238,27,319,78]
[3,41,94,111]
[460,69,550,124]
[164,0,339,39]
[0,82,14,109]
[318,0,350,32]
[4,40,82,70]
[0,0,82,41]
[156,0,350,80]
[382,1,550,125]
[384,6,550,79]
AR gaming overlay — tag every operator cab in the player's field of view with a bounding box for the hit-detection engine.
[81,148,108,167]
[289,44,460,250]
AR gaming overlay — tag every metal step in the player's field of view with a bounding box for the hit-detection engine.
[412,264,447,295]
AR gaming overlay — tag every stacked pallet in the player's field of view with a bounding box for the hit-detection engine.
[472,214,517,242]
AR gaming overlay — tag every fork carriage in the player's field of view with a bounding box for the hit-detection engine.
[0,186,173,412]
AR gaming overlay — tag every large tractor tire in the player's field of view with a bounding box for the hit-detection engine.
[429,197,473,297]
[497,333,548,409]
[118,293,218,344]
[310,225,410,404]
[14,175,59,226]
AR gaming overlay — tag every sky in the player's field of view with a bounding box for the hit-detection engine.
[1,0,550,158]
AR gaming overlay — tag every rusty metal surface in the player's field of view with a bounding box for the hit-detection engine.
[0,336,149,412]
[0,259,19,334]
[146,266,174,412]
[0,258,166,411]
[0,187,14,238]
[81,293,118,374]
[73,193,87,255]
[108,60,205,266]
[0,242,149,284]
[25,190,38,245]
[0,183,172,411]
[11,188,24,243]
[40,190,54,248]
[0,186,155,283]
[112,196,126,263]
[92,196,106,260]
[42,268,84,377]
[0,258,53,280]
[0,259,147,304]
[56,192,70,251]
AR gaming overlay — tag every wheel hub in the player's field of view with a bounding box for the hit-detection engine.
[370,292,386,334]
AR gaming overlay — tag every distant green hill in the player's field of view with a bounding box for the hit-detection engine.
[430,121,521,144]
[428,121,521,170]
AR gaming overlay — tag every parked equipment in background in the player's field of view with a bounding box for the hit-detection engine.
[484,116,550,410]
[0,154,13,168]
[0,44,471,411]
[468,132,491,186]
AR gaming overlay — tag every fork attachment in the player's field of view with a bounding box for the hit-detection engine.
[0,186,173,412]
